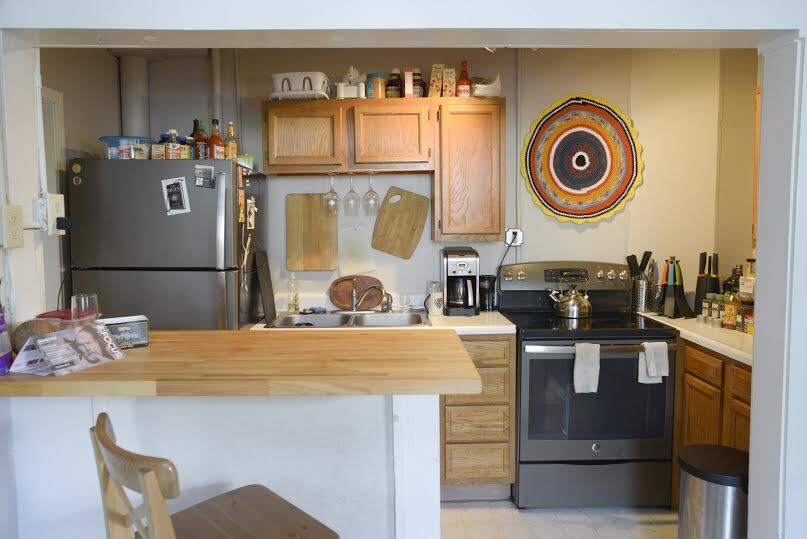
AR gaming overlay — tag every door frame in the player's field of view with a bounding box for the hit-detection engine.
[40,85,66,310]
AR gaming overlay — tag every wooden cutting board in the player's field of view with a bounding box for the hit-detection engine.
[286,194,337,271]
[371,187,430,259]
[329,275,384,310]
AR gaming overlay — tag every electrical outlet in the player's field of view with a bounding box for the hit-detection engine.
[505,227,524,246]
[2,205,24,248]
[44,193,66,236]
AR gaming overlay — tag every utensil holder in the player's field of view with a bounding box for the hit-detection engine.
[632,278,652,313]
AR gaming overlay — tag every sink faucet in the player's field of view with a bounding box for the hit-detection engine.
[352,281,393,312]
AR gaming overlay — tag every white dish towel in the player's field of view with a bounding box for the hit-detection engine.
[638,341,670,384]
[573,343,601,393]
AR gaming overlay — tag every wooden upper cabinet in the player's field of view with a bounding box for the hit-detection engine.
[436,102,504,240]
[265,102,344,167]
[353,103,431,163]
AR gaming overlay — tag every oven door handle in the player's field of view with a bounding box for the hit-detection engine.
[524,345,576,354]
[524,343,675,354]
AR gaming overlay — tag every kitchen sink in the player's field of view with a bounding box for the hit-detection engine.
[269,312,429,328]
[350,313,427,327]
[271,313,352,328]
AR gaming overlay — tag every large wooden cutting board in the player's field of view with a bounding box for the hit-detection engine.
[286,194,337,271]
[371,187,430,259]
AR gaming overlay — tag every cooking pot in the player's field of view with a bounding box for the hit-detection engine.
[548,284,592,319]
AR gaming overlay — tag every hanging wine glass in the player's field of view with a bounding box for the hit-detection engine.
[323,174,340,216]
[343,175,361,217]
[363,173,381,216]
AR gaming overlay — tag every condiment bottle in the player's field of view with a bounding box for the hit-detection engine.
[723,293,740,330]
[189,119,200,159]
[385,69,402,98]
[456,60,472,97]
[209,119,225,160]
[413,67,428,97]
[224,121,238,162]
[194,120,209,160]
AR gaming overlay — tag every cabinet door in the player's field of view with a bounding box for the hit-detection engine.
[438,103,503,238]
[444,443,511,483]
[681,373,723,446]
[353,103,430,163]
[266,105,343,166]
[722,397,751,451]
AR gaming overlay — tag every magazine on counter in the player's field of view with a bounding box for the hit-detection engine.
[11,322,125,376]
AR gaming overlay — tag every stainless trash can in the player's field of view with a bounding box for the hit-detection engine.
[678,444,749,539]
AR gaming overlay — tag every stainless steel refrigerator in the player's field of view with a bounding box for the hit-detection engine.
[68,159,265,330]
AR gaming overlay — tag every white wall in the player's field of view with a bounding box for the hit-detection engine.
[716,50,758,271]
[518,49,721,287]
[237,49,519,299]
[0,399,17,539]
[39,49,120,157]
[11,396,397,539]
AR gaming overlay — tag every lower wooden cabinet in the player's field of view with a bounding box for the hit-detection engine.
[673,342,752,508]
[444,443,511,483]
[681,373,723,446]
[441,335,515,485]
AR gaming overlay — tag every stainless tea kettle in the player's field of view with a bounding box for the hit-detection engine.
[548,284,592,319]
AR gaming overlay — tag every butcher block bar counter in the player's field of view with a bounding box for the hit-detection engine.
[0,329,481,397]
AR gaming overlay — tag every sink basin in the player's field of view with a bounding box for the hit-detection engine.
[271,313,351,328]
[350,313,427,327]
[269,312,429,328]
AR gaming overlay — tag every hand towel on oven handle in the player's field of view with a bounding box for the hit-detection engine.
[638,341,669,384]
[573,343,600,393]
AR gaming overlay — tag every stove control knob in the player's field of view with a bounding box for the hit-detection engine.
[618,270,628,281]
[596,269,605,280]
[503,270,514,282]
[606,269,616,281]
[517,271,527,281]
[592,442,601,453]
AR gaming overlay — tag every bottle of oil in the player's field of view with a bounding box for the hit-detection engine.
[224,121,238,162]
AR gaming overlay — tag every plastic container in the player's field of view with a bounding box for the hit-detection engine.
[99,136,153,160]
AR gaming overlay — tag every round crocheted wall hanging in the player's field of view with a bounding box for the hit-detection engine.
[521,94,643,223]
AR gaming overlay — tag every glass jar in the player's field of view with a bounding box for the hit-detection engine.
[385,69,402,98]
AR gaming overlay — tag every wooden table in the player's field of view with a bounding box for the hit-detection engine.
[0,329,481,397]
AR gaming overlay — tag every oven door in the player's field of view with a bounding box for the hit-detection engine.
[519,339,675,462]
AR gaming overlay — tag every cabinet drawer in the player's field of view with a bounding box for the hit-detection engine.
[444,443,511,483]
[462,339,510,367]
[728,365,752,404]
[684,345,723,387]
[445,367,510,405]
[444,405,509,442]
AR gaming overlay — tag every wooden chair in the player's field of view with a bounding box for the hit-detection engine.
[89,412,339,539]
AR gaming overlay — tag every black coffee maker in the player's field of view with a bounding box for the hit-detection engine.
[441,247,480,316]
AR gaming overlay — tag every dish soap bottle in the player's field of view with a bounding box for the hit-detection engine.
[287,272,300,313]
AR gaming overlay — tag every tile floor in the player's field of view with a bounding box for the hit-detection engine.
[441,501,678,539]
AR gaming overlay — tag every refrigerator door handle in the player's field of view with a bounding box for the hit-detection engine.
[216,171,227,270]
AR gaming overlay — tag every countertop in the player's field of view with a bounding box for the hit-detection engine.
[254,310,515,336]
[0,330,481,397]
[639,313,753,366]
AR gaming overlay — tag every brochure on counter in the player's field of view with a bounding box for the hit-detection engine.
[11,322,125,376]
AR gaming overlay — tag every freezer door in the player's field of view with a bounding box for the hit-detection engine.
[72,269,238,330]
[68,160,236,269]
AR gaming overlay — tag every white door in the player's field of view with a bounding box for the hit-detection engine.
[40,86,65,310]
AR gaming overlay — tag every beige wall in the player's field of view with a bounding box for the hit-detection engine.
[518,49,722,286]
[40,48,120,157]
[715,50,758,272]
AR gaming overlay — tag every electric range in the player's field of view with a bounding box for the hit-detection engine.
[498,261,677,508]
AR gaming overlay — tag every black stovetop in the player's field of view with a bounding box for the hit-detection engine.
[500,310,677,340]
